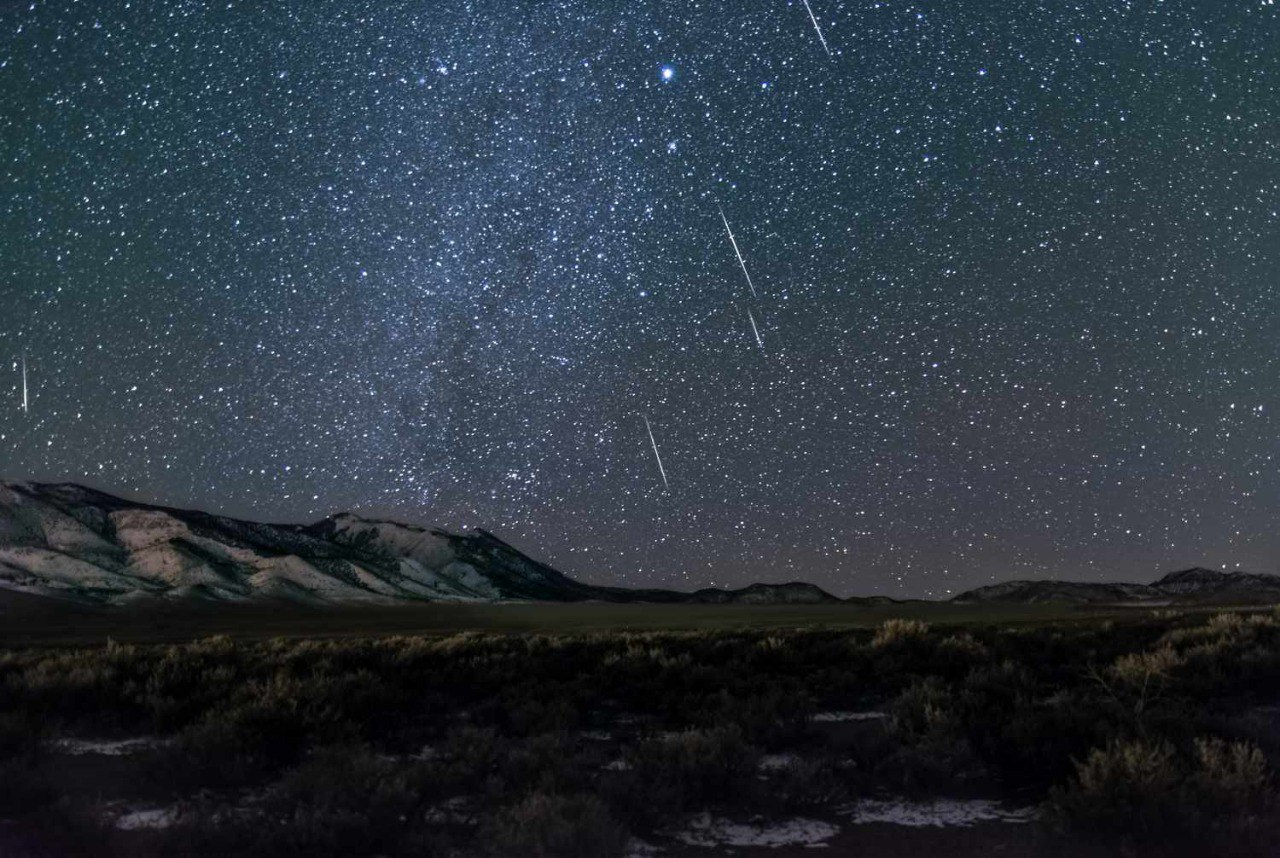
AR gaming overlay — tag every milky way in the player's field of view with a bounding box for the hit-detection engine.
[2,1,1278,596]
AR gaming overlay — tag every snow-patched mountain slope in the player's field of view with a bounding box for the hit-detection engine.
[309,514,501,600]
[0,482,570,605]
[305,513,623,602]
[0,482,846,607]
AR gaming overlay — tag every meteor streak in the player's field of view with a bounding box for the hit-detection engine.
[801,0,832,57]
[20,353,27,414]
[643,415,670,490]
[747,308,764,350]
[719,207,758,298]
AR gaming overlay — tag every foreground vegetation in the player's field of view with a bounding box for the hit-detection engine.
[1,609,1279,855]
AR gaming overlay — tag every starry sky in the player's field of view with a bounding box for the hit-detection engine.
[2,1,1278,598]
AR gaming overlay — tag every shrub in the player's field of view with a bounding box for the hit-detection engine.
[871,619,930,648]
[620,726,758,818]
[493,733,595,796]
[274,746,411,814]
[1207,613,1248,635]
[147,714,288,790]
[938,632,988,659]
[1047,739,1183,836]
[435,726,503,794]
[1049,736,1274,839]
[888,677,958,740]
[1110,646,1184,688]
[882,678,987,790]
[1193,737,1270,818]
[693,688,812,745]
[482,793,628,858]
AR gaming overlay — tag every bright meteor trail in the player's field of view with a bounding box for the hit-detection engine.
[643,415,670,490]
[718,207,758,299]
[747,308,764,350]
[801,0,832,57]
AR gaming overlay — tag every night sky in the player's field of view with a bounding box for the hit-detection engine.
[2,1,1278,598]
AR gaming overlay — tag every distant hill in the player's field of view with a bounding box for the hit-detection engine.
[952,567,1280,606]
[0,482,841,607]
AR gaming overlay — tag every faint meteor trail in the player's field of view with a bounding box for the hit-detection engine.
[643,415,670,490]
[718,207,758,298]
[20,353,28,414]
[747,308,764,350]
[801,0,832,57]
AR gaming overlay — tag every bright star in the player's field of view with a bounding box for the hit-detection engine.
[660,66,675,82]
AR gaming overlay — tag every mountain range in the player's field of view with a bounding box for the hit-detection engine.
[952,567,1280,606]
[1,481,1277,609]
[0,482,839,607]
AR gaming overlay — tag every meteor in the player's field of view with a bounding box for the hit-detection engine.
[718,207,758,298]
[747,308,764,350]
[20,352,27,414]
[643,415,670,490]
[801,0,832,57]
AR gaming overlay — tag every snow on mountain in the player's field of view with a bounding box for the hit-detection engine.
[0,482,508,605]
[0,481,845,607]
[313,513,500,600]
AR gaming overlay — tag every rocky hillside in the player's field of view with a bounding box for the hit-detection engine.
[952,567,1280,606]
[0,482,840,606]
